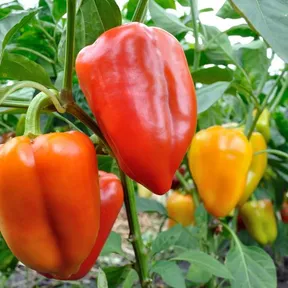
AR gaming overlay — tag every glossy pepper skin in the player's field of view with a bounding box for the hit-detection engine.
[0,132,100,278]
[238,132,267,206]
[43,171,124,280]
[76,23,197,195]
[253,108,270,142]
[189,126,253,217]
[240,199,277,245]
[167,191,195,228]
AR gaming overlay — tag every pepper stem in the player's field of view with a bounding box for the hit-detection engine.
[24,92,64,138]
[119,169,151,288]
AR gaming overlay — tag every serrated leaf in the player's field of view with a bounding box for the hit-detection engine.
[197,82,230,114]
[0,10,38,61]
[149,0,191,35]
[0,53,53,87]
[100,231,124,256]
[135,195,167,215]
[152,224,199,254]
[151,261,185,288]
[226,244,276,288]
[231,0,288,63]
[172,251,232,279]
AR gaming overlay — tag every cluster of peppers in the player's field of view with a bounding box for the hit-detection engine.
[0,23,197,279]
[165,109,278,246]
[0,22,278,280]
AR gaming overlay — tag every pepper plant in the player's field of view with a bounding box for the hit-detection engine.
[0,0,287,288]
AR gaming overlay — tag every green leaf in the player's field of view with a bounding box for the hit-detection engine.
[0,10,38,61]
[202,25,234,65]
[0,235,18,276]
[172,251,232,279]
[52,0,66,21]
[226,24,258,38]
[156,0,176,9]
[0,1,23,20]
[234,40,269,90]
[231,0,288,63]
[192,66,233,84]
[135,195,167,215]
[76,0,121,45]
[151,261,186,288]
[152,224,199,254]
[97,155,115,173]
[97,268,108,288]
[149,0,191,35]
[103,265,132,287]
[186,264,212,284]
[273,222,288,256]
[122,268,139,288]
[0,53,53,87]
[226,244,276,288]
[197,82,230,114]
[100,231,124,256]
[38,0,54,23]
[217,1,241,19]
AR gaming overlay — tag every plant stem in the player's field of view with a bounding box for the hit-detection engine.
[66,103,111,154]
[189,0,201,70]
[270,74,288,112]
[119,170,151,288]
[176,170,199,207]
[254,149,288,159]
[11,47,55,64]
[132,0,148,22]
[247,70,287,139]
[24,92,53,137]
[61,0,76,104]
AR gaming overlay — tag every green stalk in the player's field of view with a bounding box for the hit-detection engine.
[119,170,151,288]
[269,74,288,112]
[254,149,288,159]
[24,92,53,137]
[132,0,148,22]
[247,70,287,139]
[189,0,201,70]
[61,0,76,104]
[175,170,199,207]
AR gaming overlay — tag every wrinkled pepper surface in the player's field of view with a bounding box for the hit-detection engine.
[253,108,270,142]
[0,132,100,278]
[43,171,124,280]
[238,132,267,206]
[167,191,195,228]
[240,199,277,245]
[189,126,252,217]
[76,23,197,195]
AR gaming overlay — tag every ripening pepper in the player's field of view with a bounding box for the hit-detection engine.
[240,199,277,245]
[76,23,197,195]
[238,132,267,206]
[43,171,124,280]
[281,202,288,223]
[0,132,100,278]
[188,126,253,217]
[253,108,270,142]
[167,191,195,228]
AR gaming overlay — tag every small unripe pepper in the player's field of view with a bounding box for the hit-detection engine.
[166,191,195,228]
[240,199,277,245]
[238,132,267,206]
[188,126,252,217]
[253,108,270,142]
[0,132,100,278]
